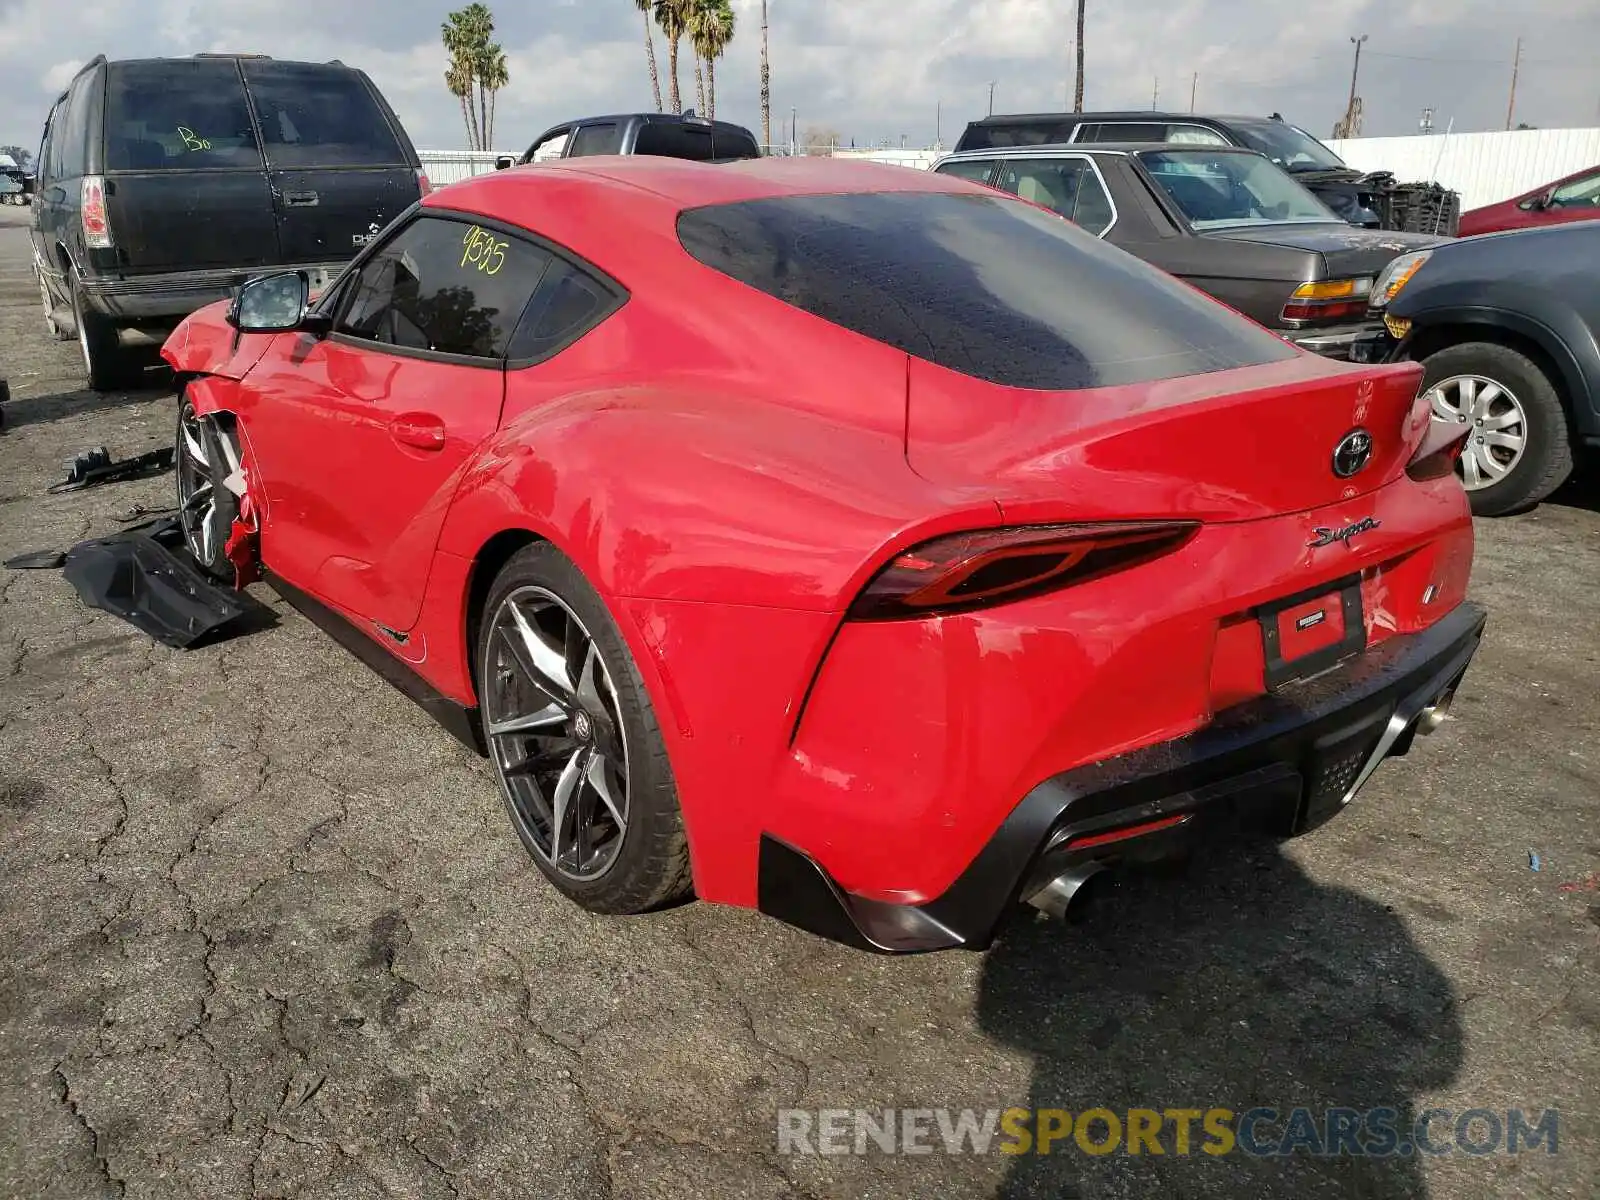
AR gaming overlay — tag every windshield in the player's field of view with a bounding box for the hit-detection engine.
[1141,151,1339,229]
[1229,118,1347,172]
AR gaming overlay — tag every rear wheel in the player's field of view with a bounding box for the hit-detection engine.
[477,542,691,914]
[70,268,139,392]
[175,397,239,583]
[1420,341,1571,516]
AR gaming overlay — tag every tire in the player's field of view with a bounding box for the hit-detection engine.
[70,268,139,392]
[477,542,691,914]
[1419,341,1572,517]
[175,396,239,584]
[37,264,71,341]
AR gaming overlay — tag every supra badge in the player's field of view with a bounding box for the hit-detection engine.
[1309,517,1381,548]
[1332,428,1374,478]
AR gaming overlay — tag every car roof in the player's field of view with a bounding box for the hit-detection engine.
[536,112,753,133]
[966,111,1261,127]
[938,142,1262,161]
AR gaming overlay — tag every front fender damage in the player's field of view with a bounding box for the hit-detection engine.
[181,374,260,588]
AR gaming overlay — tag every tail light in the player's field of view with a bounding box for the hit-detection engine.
[847,521,1198,621]
[416,169,433,197]
[1281,277,1372,324]
[81,175,112,249]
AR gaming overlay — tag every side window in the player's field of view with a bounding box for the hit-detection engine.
[1165,125,1231,147]
[935,159,998,186]
[710,129,761,161]
[38,98,65,183]
[996,158,1114,236]
[56,81,92,179]
[567,122,623,157]
[529,129,572,161]
[507,257,623,363]
[633,122,716,161]
[335,216,553,360]
[1550,170,1600,208]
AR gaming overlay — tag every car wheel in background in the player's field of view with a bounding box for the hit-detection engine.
[1420,341,1572,517]
[70,268,139,392]
[477,541,692,914]
[37,265,70,341]
[175,395,239,583]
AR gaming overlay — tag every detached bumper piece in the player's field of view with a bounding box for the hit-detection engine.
[759,602,1487,955]
[62,530,265,649]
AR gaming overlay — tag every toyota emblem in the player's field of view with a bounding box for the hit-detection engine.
[1332,429,1373,479]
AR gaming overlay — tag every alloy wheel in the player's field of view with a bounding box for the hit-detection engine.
[176,405,226,566]
[482,586,631,882]
[1425,373,1527,492]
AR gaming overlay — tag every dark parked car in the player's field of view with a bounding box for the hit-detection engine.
[495,112,761,170]
[31,53,429,390]
[1353,221,1600,515]
[933,143,1443,358]
[955,111,1460,233]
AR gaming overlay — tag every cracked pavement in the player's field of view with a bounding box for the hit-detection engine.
[1,209,1597,1198]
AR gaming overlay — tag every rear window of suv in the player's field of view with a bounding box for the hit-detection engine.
[243,61,406,167]
[105,60,263,171]
[677,191,1295,390]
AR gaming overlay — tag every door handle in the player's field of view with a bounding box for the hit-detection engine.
[284,190,320,207]
[389,413,446,451]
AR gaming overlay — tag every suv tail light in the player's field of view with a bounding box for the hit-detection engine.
[81,175,112,249]
[415,169,433,197]
[1281,277,1372,324]
[847,521,1199,621]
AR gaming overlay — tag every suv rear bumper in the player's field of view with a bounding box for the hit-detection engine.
[757,601,1486,954]
[79,263,349,324]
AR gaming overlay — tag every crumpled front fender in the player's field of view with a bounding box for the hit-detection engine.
[160,299,279,381]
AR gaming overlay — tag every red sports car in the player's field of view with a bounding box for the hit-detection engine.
[162,157,1485,953]
[1457,163,1600,236]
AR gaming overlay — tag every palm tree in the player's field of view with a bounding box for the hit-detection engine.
[633,0,663,112]
[445,55,477,149]
[478,44,509,150]
[1073,0,1086,111]
[688,0,735,120]
[760,0,770,151]
[653,0,690,113]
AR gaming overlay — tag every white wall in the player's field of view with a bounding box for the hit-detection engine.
[1325,127,1600,212]
[419,150,512,187]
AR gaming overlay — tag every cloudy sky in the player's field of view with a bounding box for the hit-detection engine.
[1,0,1596,157]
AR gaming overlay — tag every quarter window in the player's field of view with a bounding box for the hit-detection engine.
[935,159,998,186]
[335,216,554,360]
[994,158,1115,235]
[507,257,624,363]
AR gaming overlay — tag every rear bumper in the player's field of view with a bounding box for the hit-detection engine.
[757,600,1486,954]
[78,262,349,324]
[1282,320,1386,360]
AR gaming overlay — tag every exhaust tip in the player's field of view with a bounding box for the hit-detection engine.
[1416,687,1457,736]
[1025,862,1107,922]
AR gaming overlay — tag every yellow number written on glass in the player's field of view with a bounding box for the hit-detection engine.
[176,125,213,151]
[461,225,507,275]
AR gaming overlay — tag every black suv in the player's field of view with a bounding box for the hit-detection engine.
[31,54,428,389]
[496,112,761,170]
[955,112,1460,234]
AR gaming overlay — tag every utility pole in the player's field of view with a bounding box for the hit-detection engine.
[1190,72,1198,112]
[1073,0,1086,111]
[1343,34,1367,139]
[790,106,797,156]
[1151,75,1159,110]
[759,0,770,153]
[987,80,996,115]
[936,100,942,148]
[1505,37,1522,130]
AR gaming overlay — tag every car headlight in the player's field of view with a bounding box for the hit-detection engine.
[1371,250,1432,309]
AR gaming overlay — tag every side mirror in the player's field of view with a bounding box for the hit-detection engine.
[495,154,516,171]
[227,271,312,334]
[21,175,34,196]
[1529,187,1557,211]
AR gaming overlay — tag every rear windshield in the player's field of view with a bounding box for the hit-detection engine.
[243,61,406,168]
[105,60,263,171]
[957,121,1077,151]
[677,192,1295,390]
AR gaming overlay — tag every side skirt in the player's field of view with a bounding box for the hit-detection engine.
[264,569,486,756]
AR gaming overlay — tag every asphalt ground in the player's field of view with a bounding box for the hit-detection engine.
[0,206,1596,1199]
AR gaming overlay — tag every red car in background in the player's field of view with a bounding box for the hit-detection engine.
[161,157,1485,953]
[1458,163,1600,236]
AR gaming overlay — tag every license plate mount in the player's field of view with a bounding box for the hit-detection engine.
[1258,575,1366,690]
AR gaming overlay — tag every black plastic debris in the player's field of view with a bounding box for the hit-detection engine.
[62,532,261,649]
[48,445,174,495]
[3,549,67,570]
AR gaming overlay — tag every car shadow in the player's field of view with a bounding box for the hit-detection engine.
[1547,459,1600,515]
[0,353,172,433]
[977,833,1461,1198]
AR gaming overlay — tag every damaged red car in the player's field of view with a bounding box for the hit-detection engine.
[162,157,1485,952]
